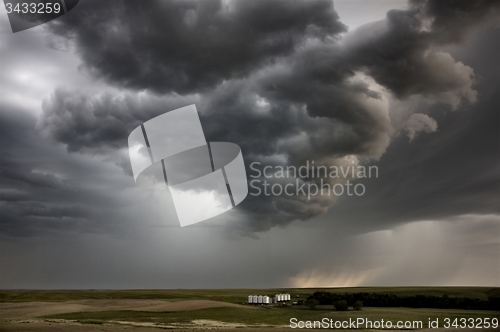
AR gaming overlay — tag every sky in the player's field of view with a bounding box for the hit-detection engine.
[0,0,499,289]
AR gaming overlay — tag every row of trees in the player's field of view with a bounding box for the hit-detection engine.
[304,298,363,311]
[306,291,500,310]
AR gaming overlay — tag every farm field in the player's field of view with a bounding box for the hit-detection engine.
[0,288,498,331]
[1,287,498,303]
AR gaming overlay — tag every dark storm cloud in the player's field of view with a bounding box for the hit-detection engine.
[38,89,150,152]
[1,156,62,189]
[47,0,346,94]
[342,0,499,101]
[325,24,500,229]
[42,0,497,156]
[36,0,499,234]
[415,0,500,43]
[0,109,152,238]
[1,1,499,290]
[37,82,391,234]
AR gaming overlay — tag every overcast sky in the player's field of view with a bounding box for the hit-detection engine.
[0,0,499,289]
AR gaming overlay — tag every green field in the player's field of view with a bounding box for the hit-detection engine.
[1,286,498,303]
[1,288,499,329]
[43,306,500,328]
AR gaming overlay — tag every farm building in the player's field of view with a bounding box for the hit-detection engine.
[274,293,291,302]
[248,293,290,304]
[247,295,271,304]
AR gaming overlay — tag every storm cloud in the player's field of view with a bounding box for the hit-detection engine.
[34,0,498,234]
[1,0,499,289]
[47,0,346,94]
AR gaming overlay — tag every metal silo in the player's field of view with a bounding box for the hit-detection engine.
[258,295,263,304]
[252,295,258,303]
[248,295,253,304]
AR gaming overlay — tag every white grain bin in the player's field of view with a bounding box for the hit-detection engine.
[248,295,253,304]
[278,294,283,301]
[286,294,291,301]
[263,295,270,304]
[252,295,258,303]
[258,295,263,304]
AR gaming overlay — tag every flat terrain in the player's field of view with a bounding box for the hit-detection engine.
[2,287,498,303]
[0,322,496,332]
[1,323,293,332]
[0,288,498,331]
[0,299,252,320]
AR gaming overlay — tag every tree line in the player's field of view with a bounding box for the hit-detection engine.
[306,291,500,310]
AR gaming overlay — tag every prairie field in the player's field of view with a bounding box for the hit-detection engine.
[0,287,498,331]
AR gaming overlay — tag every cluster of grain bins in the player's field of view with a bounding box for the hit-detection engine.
[247,295,271,304]
[247,293,291,304]
[274,293,291,302]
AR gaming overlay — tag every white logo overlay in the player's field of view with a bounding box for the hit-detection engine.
[128,105,248,227]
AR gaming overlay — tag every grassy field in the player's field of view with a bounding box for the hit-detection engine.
[43,305,500,328]
[1,288,498,330]
[1,286,498,303]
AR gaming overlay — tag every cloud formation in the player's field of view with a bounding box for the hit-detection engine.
[35,0,499,234]
[405,113,438,141]
[48,0,346,94]
[1,0,499,290]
